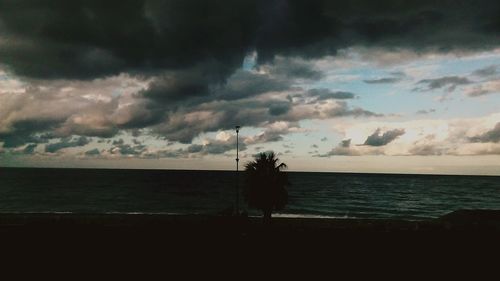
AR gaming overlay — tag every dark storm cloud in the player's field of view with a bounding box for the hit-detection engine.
[0,0,257,79]
[1,0,500,81]
[415,76,471,92]
[140,68,291,108]
[252,0,500,62]
[140,61,234,103]
[136,71,288,138]
[363,128,405,146]
[45,136,91,153]
[469,122,500,143]
[259,57,324,80]
[268,103,292,116]
[0,120,57,148]
[214,70,291,101]
[307,88,356,100]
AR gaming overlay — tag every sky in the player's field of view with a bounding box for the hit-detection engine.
[1,0,500,175]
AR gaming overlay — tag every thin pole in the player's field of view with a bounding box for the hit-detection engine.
[235,126,240,216]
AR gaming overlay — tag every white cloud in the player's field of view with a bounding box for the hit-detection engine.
[463,79,500,97]
[0,70,25,94]
[330,113,500,156]
[0,73,150,138]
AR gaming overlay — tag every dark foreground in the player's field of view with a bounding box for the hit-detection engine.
[1,210,500,246]
[1,210,500,274]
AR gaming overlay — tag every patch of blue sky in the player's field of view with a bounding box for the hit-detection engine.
[443,92,500,118]
[307,52,500,120]
[431,58,498,78]
[406,55,500,118]
[311,75,431,117]
[242,51,257,71]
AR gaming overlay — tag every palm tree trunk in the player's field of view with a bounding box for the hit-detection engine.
[263,209,272,224]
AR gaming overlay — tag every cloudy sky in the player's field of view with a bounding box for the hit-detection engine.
[1,0,500,175]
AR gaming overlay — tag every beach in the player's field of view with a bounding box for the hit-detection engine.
[1,210,499,242]
[0,209,499,274]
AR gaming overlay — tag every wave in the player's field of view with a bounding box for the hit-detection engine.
[272,213,353,219]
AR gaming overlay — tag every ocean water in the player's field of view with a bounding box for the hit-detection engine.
[0,167,499,220]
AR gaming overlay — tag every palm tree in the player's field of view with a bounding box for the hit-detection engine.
[243,152,289,223]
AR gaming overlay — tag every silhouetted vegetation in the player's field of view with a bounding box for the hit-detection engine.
[243,152,289,223]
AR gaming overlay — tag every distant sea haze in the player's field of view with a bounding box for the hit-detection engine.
[1,168,499,220]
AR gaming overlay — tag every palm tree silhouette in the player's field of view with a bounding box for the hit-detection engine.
[243,152,289,223]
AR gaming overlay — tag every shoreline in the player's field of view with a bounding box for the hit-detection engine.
[0,211,431,220]
[0,209,499,231]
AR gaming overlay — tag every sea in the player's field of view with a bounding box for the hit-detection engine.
[1,167,499,220]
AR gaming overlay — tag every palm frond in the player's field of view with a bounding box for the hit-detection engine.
[276,162,287,170]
